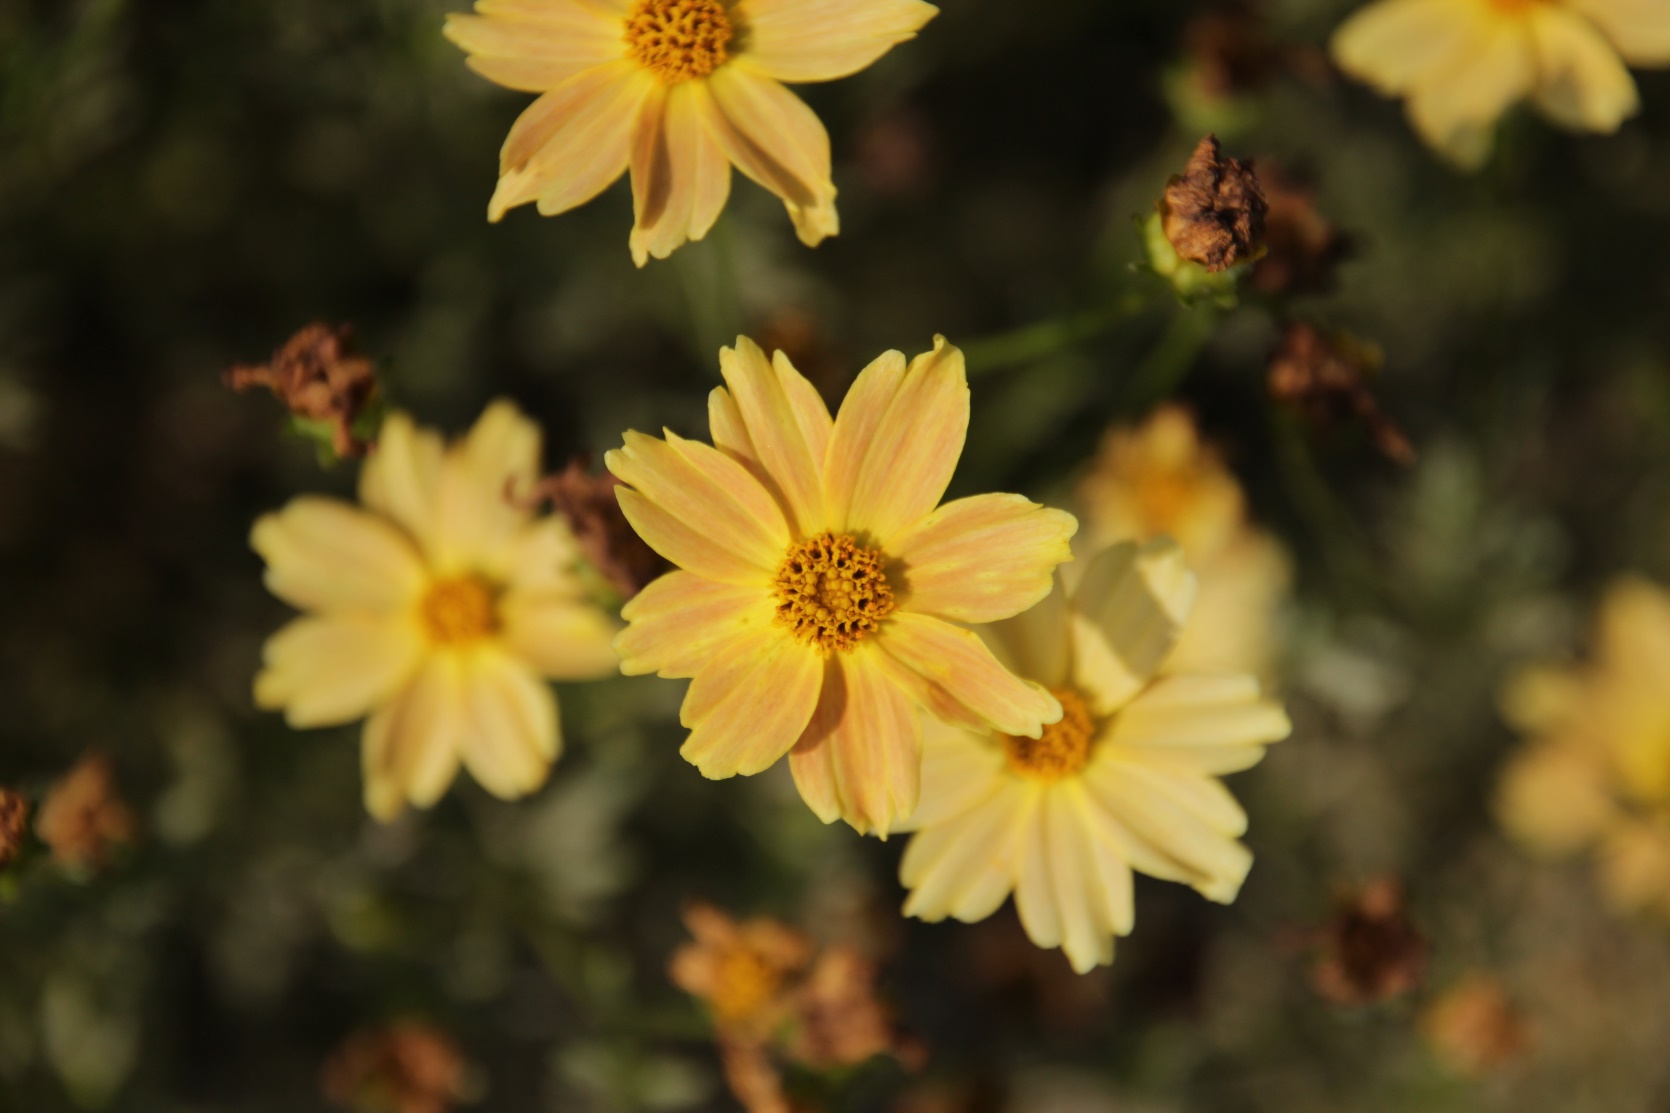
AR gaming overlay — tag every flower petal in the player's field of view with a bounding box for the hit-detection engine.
[432,400,545,577]
[489,60,654,222]
[986,570,1072,691]
[1082,762,1253,903]
[900,778,1028,924]
[735,0,939,83]
[361,657,465,820]
[703,66,838,247]
[1105,674,1291,753]
[679,625,823,777]
[1069,540,1197,717]
[1043,787,1117,973]
[629,80,733,266]
[1569,0,1670,64]
[876,611,1061,738]
[1527,6,1640,132]
[1010,791,1060,948]
[787,642,921,835]
[443,1,626,93]
[252,497,428,613]
[1331,0,1480,95]
[499,593,622,679]
[614,571,773,678]
[1495,742,1617,858]
[255,614,425,728]
[826,336,969,547]
[1404,19,1535,169]
[717,336,833,536]
[457,648,561,800]
[889,494,1077,624]
[360,412,446,555]
[902,715,1007,831]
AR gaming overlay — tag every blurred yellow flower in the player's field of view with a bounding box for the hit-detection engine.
[898,540,1291,973]
[1077,405,1289,678]
[252,402,620,820]
[1497,576,1670,917]
[443,0,939,266]
[1332,0,1670,169]
[609,335,1078,836]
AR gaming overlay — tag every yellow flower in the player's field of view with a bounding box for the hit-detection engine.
[608,335,1078,836]
[252,402,620,820]
[1332,0,1670,168]
[1077,405,1289,678]
[443,0,939,266]
[898,540,1291,974]
[1497,576,1670,917]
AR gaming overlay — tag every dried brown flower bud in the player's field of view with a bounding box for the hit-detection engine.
[526,458,668,599]
[788,946,924,1072]
[1160,134,1268,273]
[0,787,28,870]
[1268,322,1415,465]
[321,1022,468,1113]
[1310,877,1429,1005]
[226,322,379,458]
[1250,165,1352,297]
[1422,975,1532,1075]
[1183,4,1279,100]
[36,753,136,872]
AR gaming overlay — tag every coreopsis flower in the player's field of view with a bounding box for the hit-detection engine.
[670,902,812,1037]
[610,336,1077,835]
[1077,405,1289,678]
[252,402,620,820]
[1496,576,1670,917]
[898,539,1291,974]
[443,0,939,266]
[1332,0,1670,169]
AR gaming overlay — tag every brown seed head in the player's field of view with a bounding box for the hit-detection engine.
[36,753,137,872]
[0,788,28,870]
[321,1021,467,1113]
[1268,322,1414,465]
[225,322,379,458]
[1183,4,1279,99]
[1250,164,1352,297]
[1310,877,1429,1006]
[1160,134,1268,273]
[523,458,668,600]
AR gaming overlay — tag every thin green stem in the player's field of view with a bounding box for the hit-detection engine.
[961,289,1152,376]
[1117,305,1217,412]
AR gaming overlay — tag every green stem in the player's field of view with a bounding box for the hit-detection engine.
[1117,306,1217,412]
[960,289,1152,376]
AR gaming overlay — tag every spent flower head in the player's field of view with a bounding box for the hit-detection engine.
[36,753,137,872]
[226,322,382,460]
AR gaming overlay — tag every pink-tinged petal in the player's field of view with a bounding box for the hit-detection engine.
[1069,539,1197,717]
[252,497,427,613]
[679,625,822,778]
[1569,0,1670,64]
[787,643,922,835]
[630,80,733,266]
[443,1,625,94]
[615,488,769,587]
[1527,6,1639,132]
[830,336,969,548]
[432,400,544,577]
[615,571,773,678]
[734,0,938,83]
[703,66,838,247]
[361,657,465,821]
[359,412,446,555]
[457,648,561,799]
[889,493,1077,624]
[499,593,621,679]
[489,60,654,222]
[717,336,832,536]
[255,614,425,728]
[900,779,1028,923]
[877,612,1061,738]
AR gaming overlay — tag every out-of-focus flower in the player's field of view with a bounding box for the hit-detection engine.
[1331,0,1670,169]
[1078,405,1290,678]
[610,336,1077,835]
[443,0,939,266]
[525,458,667,600]
[225,323,380,459]
[898,540,1291,973]
[789,946,924,1071]
[0,786,29,869]
[1421,974,1532,1075]
[1268,322,1415,466]
[1497,577,1670,918]
[321,1021,468,1113]
[36,754,137,872]
[1310,877,1429,1005]
[251,402,620,820]
[670,902,812,1038]
[1249,165,1352,298]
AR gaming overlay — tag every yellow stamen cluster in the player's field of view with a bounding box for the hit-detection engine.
[1004,688,1095,780]
[773,532,896,654]
[420,576,500,646]
[625,0,733,85]
[709,946,784,1025]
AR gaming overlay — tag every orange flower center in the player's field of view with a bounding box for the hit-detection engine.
[625,0,733,84]
[1004,688,1096,780]
[420,576,500,646]
[1483,0,1541,14]
[773,532,897,654]
[709,947,783,1024]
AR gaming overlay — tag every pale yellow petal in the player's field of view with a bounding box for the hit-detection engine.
[717,336,832,535]
[502,517,585,598]
[1495,742,1617,858]
[1066,784,1136,938]
[703,66,838,246]
[1164,531,1289,678]
[1043,787,1117,973]
[614,571,772,678]
[255,614,425,728]
[889,494,1077,624]
[1331,0,1479,94]
[902,715,1008,831]
[877,611,1061,738]
[987,570,1073,692]
[252,497,427,613]
[361,658,466,820]
[1082,764,1253,903]
[1405,20,1536,169]
[1569,0,1670,63]
[443,1,625,94]
[1597,819,1670,913]
[629,81,733,266]
[1106,674,1292,753]
[900,779,1028,924]
[1011,791,1061,949]
[1100,758,1248,839]
[1528,6,1639,131]
[734,0,939,83]
[431,399,544,577]
[1069,540,1197,717]
[359,412,446,555]
[489,60,654,222]
[679,625,823,778]
[499,594,621,679]
[821,348,906,531]
[457,649,561,800]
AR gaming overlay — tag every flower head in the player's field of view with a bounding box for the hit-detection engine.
[252,402,620,820]
[609,336,1078,835]
[898,540,1291,974]
[1332,0,1670,169]
[444,0,940,266]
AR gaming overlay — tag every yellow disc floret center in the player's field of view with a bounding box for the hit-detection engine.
[420,575,500,646]
[773,532,897,654]
[1004,688,1096,781]
[625,0,733,84]
[709,947,782,1025]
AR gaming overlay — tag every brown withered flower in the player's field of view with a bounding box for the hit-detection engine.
[1250,165,1352,297]
[225,322,379,458]
[789,946,924,1072]
[321,1021,468,1113]
[1160,134,1268,273]
[1421,975,1533,1076]
[1183,4,1280,100]
[1310,877,1429,1005]
[0,787,28,870]
[525,458,667,600]
[1268,322,1415,465]
[36,753,137,872]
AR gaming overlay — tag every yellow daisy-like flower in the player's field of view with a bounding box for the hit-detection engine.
[1497,576,1670,918]
[608,335,1078,836]
[443,0,939,266]
[252,402,621,820]
[1077,405,1289,679]
[1332,0,1670,169]
[898,540,1292,974]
